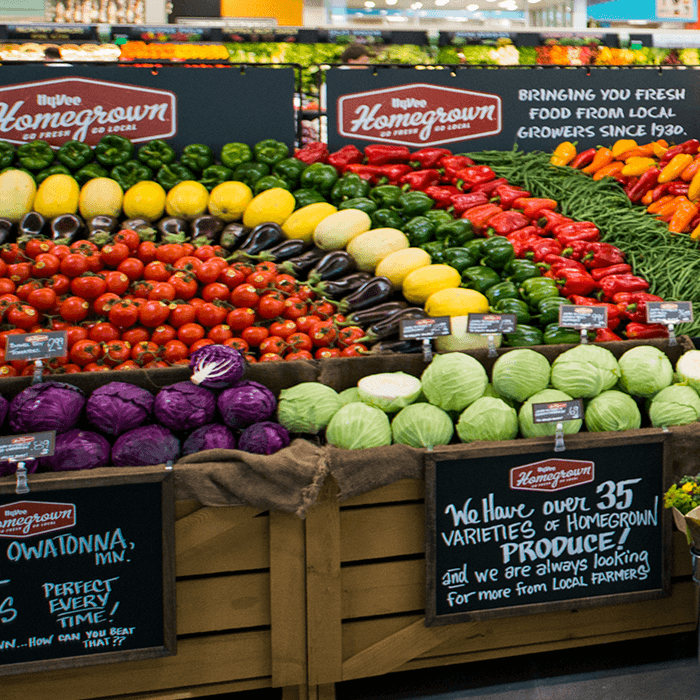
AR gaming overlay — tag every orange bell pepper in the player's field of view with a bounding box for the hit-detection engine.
[646,194,676,215]
[582,147,614,175]
[668,196,698,234]
[592,161,624,181]
[550,141,577,167]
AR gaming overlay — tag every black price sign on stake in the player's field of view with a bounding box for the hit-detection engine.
[0,432,55,463]
[558,305,608,330]
[400,316,452,340]
[4,332,67,363]
[532,399,584,424]
[645,301,693,325]
[467,313,517,335]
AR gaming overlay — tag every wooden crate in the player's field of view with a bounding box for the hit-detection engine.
[4,501,306,700]
[305,477,698,699]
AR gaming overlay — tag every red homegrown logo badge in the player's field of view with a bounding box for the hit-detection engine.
[0,500,76,539]
[0,76,177,147]
[510,459,595,493]
[337,83,501,147]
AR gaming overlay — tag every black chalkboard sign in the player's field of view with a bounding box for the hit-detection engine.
[425,433,671,626]
[0,466,176,675]
[4,331,67,362]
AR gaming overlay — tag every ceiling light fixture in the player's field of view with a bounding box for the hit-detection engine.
[434,0,450,5]
[364,1,375,6]
[386,14,409,19]
[386,0,398,4]
[467,3,479,9]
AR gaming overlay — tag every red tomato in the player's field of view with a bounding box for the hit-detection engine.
[168,272,198,300]
[100,242,131,268]
[139,300,170,328]
[21,362,52,378]
[272,273,298,295]
[108,300,140,329]
[121,326,150,346]
[226,307,256,331]
[156,243,185,265]
[56,363,82,374]
[257,292,286,320]
[93,292,120,316]
[65,325,89,347]
[16,281,43,302]
[224,337,249,353]
[285,350,314,361]
[88,322,121,343]
[259,352,284,362]
[207,324,234,344]
[51,244,71,261]
[143,260,171,282]
[0,364,18,377]
[26,287,58,313]
[259,335,287,355]
[172,256,202,275]
[7,262,31,284]
[255,261,278,274]
[247,269,275,290]
[286,332,312,353]
[311,321,338,348]
[142,360,170,369]
[313,301,338,319]
[69,338,103,366]
[201,282,230,303]
[1,243,24,264]
[189,297,205,310]
[30,253,60,278]
[168,303,197,328]
[282,297,308,321]
[340,343,368,357]
[162,339,190,363]
[295,315,323,335]
[7,303,41,329]
[189,338,215,354]
[296,284,314,302]
[102,340,133,367]
[219,266,247,289]
[131,280,153,299]
[197,259,224,286]
[230,283,259,308]
[193,244,216,262]
[24,238,53,259]
[117,257,145,282]
[269,319,298,339]
[243,353,257,364]
[70,275,107,301]
[177,322,206,346]
[114,360,140,371]
[114,228,140,251]
[137,240,158,264]
[151,324,177,346]
[83,362,112,372]
[147,282,177,302]
[197,302,228,328]
[315,347,341,359]
[338,326,366,348]
[0,259,6,278]
[103,270,130,296]
[60,296,90,323]
[131,340,160,365]
[241,325,269,347]
[0,278,16,296]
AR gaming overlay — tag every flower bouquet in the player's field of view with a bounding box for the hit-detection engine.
[664,475,700,549]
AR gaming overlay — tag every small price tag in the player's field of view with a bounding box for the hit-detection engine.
[400,316,452,340]
[4,331,68,362]
[645,301,693,325]
[467,313,517,334]
[558,305,608,330]
[0,431,55,462]
[531,399,584,424]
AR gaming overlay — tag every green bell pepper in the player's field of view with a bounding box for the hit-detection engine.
[56,140,93,170]
[254,175,291,195]
[442,247,480,274]
[199,165,233,191]
[504,258,542,284]
[435,219,474,247]
[492,297,531,325]
[17,140,54,171]
[535,297,573,326]
[0,141,15,170]
[299,163,338,197]
[479,237,515,270]
[74,163,109,187]
[461,266,501,294]
[138,139,176,170]
[371,208,405,230]
[273,158,307,189]
[370,184,403,208]
[397,191,434,218]
[519,277,561,308]
[157,163,195,191]
[420,240,446,264]
[503,325,545,347]
[543,323,589,345]
[292,188,327,209]
[464,238,487,258]
[181,143,214,173]
[110,160,154,191]
[232,161,270,189]
[331,173,370,203]
[95,135,134,168]
[402,216,435,247]
[36,164,71,184]
[485,280,520,307]
[253,139,289,166]
[338,197,377,216]
[220,142,253,169]
[424,209,453,228]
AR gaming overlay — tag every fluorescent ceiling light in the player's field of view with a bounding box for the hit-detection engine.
[435,0,450,5]
[410,1,423,6]
[467,3,479,9]
[386,0,398,4]
[386,14,408,19]
[365,1,375,6]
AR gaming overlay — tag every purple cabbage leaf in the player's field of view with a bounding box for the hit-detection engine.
[111,424,180,467]
[189,344,245,389]
[217,380,276,430]
[85,381,154,436]
[238,421,290,455]
[9,381,85,434]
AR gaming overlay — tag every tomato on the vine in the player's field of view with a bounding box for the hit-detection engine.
[92,292,120,316]
[259,335,287,355]
[1,243,24,264]
[26,287,58,314]
[151,324,177,346]
[88,322,121,343]
[156,243,185,266]
[224,337,249,353]
[315,347,341,359]
[137,240,158,264]
[7,262,31,284]
[16,281,43,302]
[24,239,53,259]
[259,352,284,362]
[196,260,224,286]
[70,275,107,300]
[286,332,313,353]
[114,228,141,251]
[103,270,130,296]
[168,303,197,328]
[0,279,15,296]
[121,326,150,346]
[226,307,256,331]
[269,319,297,339]
[189,338,215,354]
[100,242,131,268]
[102,340,132,367]
[340,343,368,357]
[257,292,286,320]
[69,338,103,366]
[247,269,276,290]
[143,260,171,282]
[7,303,40,330]
[162,339,189,363]
[207,324,233,344]
[114,360,140,371]
[108,300,140,329]
[172,256,202,275]
[295,315,323,335]
[83,362,111,373]
[177,322,206,346]
[168,272,198,300]
[230,283,260,308]
[295,284,314,302]
[139,300,170,328]
[219,266,247,290]
[148,281,177,302]
[60,296,90,323]
[338,326,366,348]
[65,325,89,347]
[131,280,153,299]
[272,273,298,295]
[30,253,60,278]
[313,301,338,319]
[241,325,269,347]
[310,321,338,348]
[196,302,228,328]
[117,257,145,282]
[201,282,230,303]
[286,350,314,361]
[131,340,160,365]
[193,244,217,262]
[0,364,17,377]
[51,244,71,261]
[282,297,308,320]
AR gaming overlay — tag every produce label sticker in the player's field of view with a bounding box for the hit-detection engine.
[531,399,584,424]
[559,305,608,330]
[4,331,67,362]
[467,313,517,334]
[400,316,452,340]
[645,301,693,325]
[0,432,55,463]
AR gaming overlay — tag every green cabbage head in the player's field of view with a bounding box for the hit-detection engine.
[519,389,583,438]
[358,372,422,413]
[391,403,454,449]
[676,350,700,394]
[648,384,700,428]
[277,382,342,434]
[618,346,673,398]
[551,344,620,397]
[492,349,551,403]
[326,402,392,450]
[585,390,642,432]
[456,397,518,443]
[420,352,488,412]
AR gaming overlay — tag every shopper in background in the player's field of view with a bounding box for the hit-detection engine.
[340,43,373,65]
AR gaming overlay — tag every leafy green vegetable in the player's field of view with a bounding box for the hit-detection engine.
[421,352,488,412]
[648,385,700,428]
[492,349,551,403]
[391,404,454,449]
[519,389,583,439]
[456,397,518,443]
[585,391,642,433]
[326,403,392,450]
[277,382,342,434]
[618,346,673,398]
[358,372,422,413]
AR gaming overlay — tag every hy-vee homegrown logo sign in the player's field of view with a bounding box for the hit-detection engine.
[510,459,595,493]
[0,76,177,147]
[337,83,502,147]
[0,501,76,539]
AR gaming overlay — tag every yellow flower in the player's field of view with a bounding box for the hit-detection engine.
[682,483,694,492]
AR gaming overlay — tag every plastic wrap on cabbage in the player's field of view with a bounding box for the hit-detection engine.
[618,346,673,398]
[42,429,111,471]
[182,423,237,456]
[190,344,245,389]
[277,382,342,434]
[326,402,392,450]
[519,389,582,438]
[111,424,180,467]
[648,385,700,428]
[585,390,642,433]
[154,381,217,432]
[85,381,154,436]
[492,349,551,403]
[9,381,85,434]
[217,380,276,430]
[456,397,518,443]
[238,421,290,455]
[391,403,454,449]
[420,353,488,412]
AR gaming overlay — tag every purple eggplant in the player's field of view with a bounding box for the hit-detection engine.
[364,307,429,341]
[314,271,373,299]
[308,250,356,281]
[237,222,285,257]
[264,238,310,262]
[283,247,327,277]
[339,276,394,313]
[347,301,408,327]
[219,222,251,251]
[371,339,424,354]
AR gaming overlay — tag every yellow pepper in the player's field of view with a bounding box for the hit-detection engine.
[550,141,577,167]
[611,139,637,159]
[688,167,700,201]
[658,153,695,184]
[621,157,657,177]
[652,140,669,159]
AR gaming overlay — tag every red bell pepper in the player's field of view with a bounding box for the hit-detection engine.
[492,183,531,210]
[486,210,530,237]
[450,191,490,217]
[560,240,592,261]
[524,237,563,262]
[613,292,664,324]
[570,148,596,170]
[506,226,542,257]
[437,155,475,182]
[553,222,601,246]
[590,263,632,281]
[461,203,503,233]
[658,138,700,165]
[541,255,587,273]
[598,274,650,301]
[399,168,441,191]
[376,163,413,185]
[595,327,623,342]
[581,242,626,268]
[453,165,496,190]
[554,268,599,297]
[327,144,363,172]
[424,185,460,209]
[343,163,383,182]
[625,167,659,203]
[538,209,574,234]
[294,141,329,165]
[364,144,411,166]
[470,177,508,197]
[410,147,452,169]
[624,322,669,339]
[513,197,559,220]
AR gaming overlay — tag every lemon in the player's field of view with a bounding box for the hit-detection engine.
[0,169,36,222]
[281,202,337,243]
[165,180,209,219]
[424,287,489,317]
[78,177,124,220]
[242,187,295,229]
[33,174,80,219]
[123,180,167,221]
[207,181,253,222]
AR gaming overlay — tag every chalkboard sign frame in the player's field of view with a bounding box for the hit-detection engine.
[424,431,672,627]
[0,466,176,675]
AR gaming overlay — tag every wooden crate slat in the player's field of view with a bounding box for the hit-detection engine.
[340,503,425,563]
[174,499,204,520]
[88,676,275,700]
[177,572,271,635]
[340,480,425,507]
[3,631,272,700]
[270,510,307,688]
[672,531,693,577]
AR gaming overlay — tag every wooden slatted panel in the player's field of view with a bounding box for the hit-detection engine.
[340,480,425,507]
